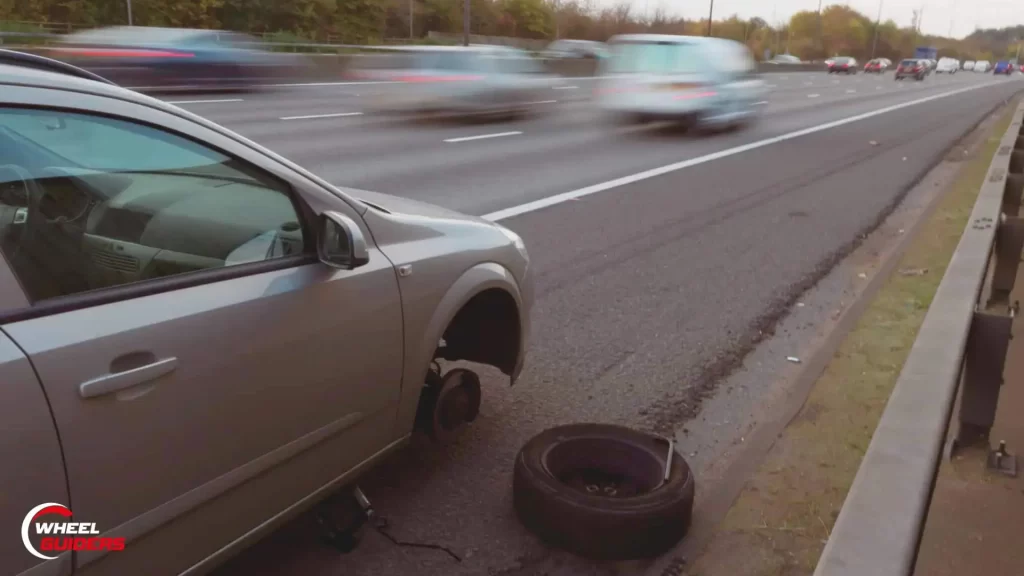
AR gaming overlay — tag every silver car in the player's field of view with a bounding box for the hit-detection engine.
[0,50,531,576]
[359,45,558,118]
[594,34,766,129]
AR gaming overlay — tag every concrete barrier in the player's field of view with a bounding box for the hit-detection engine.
[289,54,822,79]
[813,100,1024,576]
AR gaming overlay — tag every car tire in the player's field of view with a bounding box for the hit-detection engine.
[512,423,695,560]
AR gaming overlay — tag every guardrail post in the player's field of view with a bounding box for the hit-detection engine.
[987,216,1024,306]
[954,309,1015,447]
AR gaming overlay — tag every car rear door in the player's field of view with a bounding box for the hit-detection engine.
[0,87,403,575]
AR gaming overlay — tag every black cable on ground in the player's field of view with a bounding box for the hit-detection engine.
[373,517,462,562]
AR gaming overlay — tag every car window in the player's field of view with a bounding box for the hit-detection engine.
[0,108,307,303]
[490,55,545,75]
[607,42,705,75]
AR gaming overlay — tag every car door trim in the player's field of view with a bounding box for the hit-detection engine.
[0,254,318,324]
[75,410,366,568]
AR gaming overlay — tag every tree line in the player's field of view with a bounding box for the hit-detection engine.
[2,0,1022,61]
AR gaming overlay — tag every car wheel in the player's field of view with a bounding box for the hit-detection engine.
[512,423,695,560]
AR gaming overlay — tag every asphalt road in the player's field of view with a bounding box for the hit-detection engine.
[191,70,1024,576]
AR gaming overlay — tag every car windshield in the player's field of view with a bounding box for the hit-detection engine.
[832,57,851,64]
[606,41,704,74]
[900,59,917,66]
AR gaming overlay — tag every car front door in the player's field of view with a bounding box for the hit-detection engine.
[0,91,403,575]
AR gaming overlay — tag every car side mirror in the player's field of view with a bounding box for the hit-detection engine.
[317,211,369,270]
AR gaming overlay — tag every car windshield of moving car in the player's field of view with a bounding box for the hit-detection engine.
[899,59,917,67]
[0,108,307,303]
[832,57,852,64]
[606,41,705,75]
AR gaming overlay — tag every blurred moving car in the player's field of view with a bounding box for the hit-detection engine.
[963,60,976,70]
[993,60,1015,75]
[827,56,858,74]
[974,60,992,72]
[935,57,960,73]
[0,49,532,576]
[894,58,927,81]
[764,54,803,64]
[357,45,558,118]
[541,39,608,60]
[47,26,303,91]
[863,58,891,73]
[594,34,765,129]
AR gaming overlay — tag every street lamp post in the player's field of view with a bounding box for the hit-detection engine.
[870,0,883,59]
[126,0,133,26]
[706,0,714,36]
[816,0,823,58]
[463,0,470,46]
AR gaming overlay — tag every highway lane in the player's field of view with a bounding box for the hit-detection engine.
[203,72,1024,576]
[171,71,1001,215]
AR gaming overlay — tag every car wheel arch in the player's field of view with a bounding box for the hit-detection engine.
[418,262,526,380]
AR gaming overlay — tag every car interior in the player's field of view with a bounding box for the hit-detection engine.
[0,109,306,303]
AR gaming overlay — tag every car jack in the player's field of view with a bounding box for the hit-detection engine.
[314,486,374,553]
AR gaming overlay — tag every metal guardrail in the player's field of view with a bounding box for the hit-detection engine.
[814,100,1024,576]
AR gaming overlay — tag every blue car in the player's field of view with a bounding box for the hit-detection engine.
[47,26,306,91]
[993,61,1015,75]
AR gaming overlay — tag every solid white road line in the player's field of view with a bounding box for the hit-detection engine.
[481,81,1004,222]
[553,86,579,90]
[444,131,522,143]
[279,112,363,120]
[846,89,857,93]
[766,84,778,88]
[166,98,244,104]
[753,101,770,105]
[525,100,559,105]
[807,93,821,98]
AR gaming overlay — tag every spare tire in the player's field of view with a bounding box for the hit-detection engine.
[512,423,695,560]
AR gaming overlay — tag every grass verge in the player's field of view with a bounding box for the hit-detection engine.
[685,102,1018,576]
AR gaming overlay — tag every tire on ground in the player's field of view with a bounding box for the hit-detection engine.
[512,423,695,560]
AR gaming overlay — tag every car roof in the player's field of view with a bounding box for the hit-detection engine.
[63,26,214,45]
[608,34,730,45]
[0,58,227,127]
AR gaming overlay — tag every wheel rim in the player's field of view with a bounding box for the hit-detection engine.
[542,437,665,498]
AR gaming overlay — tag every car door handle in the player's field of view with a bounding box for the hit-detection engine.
[79,357,179,399]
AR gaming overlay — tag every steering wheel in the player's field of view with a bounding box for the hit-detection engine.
[0,164,44,256]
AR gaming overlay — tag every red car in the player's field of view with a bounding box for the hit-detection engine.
[827,56,858,74]
[863,58,890,73]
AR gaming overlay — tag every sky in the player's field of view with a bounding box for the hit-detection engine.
[595,0,1024,39]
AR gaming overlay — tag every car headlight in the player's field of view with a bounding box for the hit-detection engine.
[495,224,528,258]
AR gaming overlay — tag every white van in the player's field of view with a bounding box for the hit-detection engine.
[974,60,991,72]
[935,57,959,73]
[963,60,975,71]
[596,34,766,130]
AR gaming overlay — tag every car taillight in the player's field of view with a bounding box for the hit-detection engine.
[673,91,717,100]
[395,74,484,83]
[48,47,195,58]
